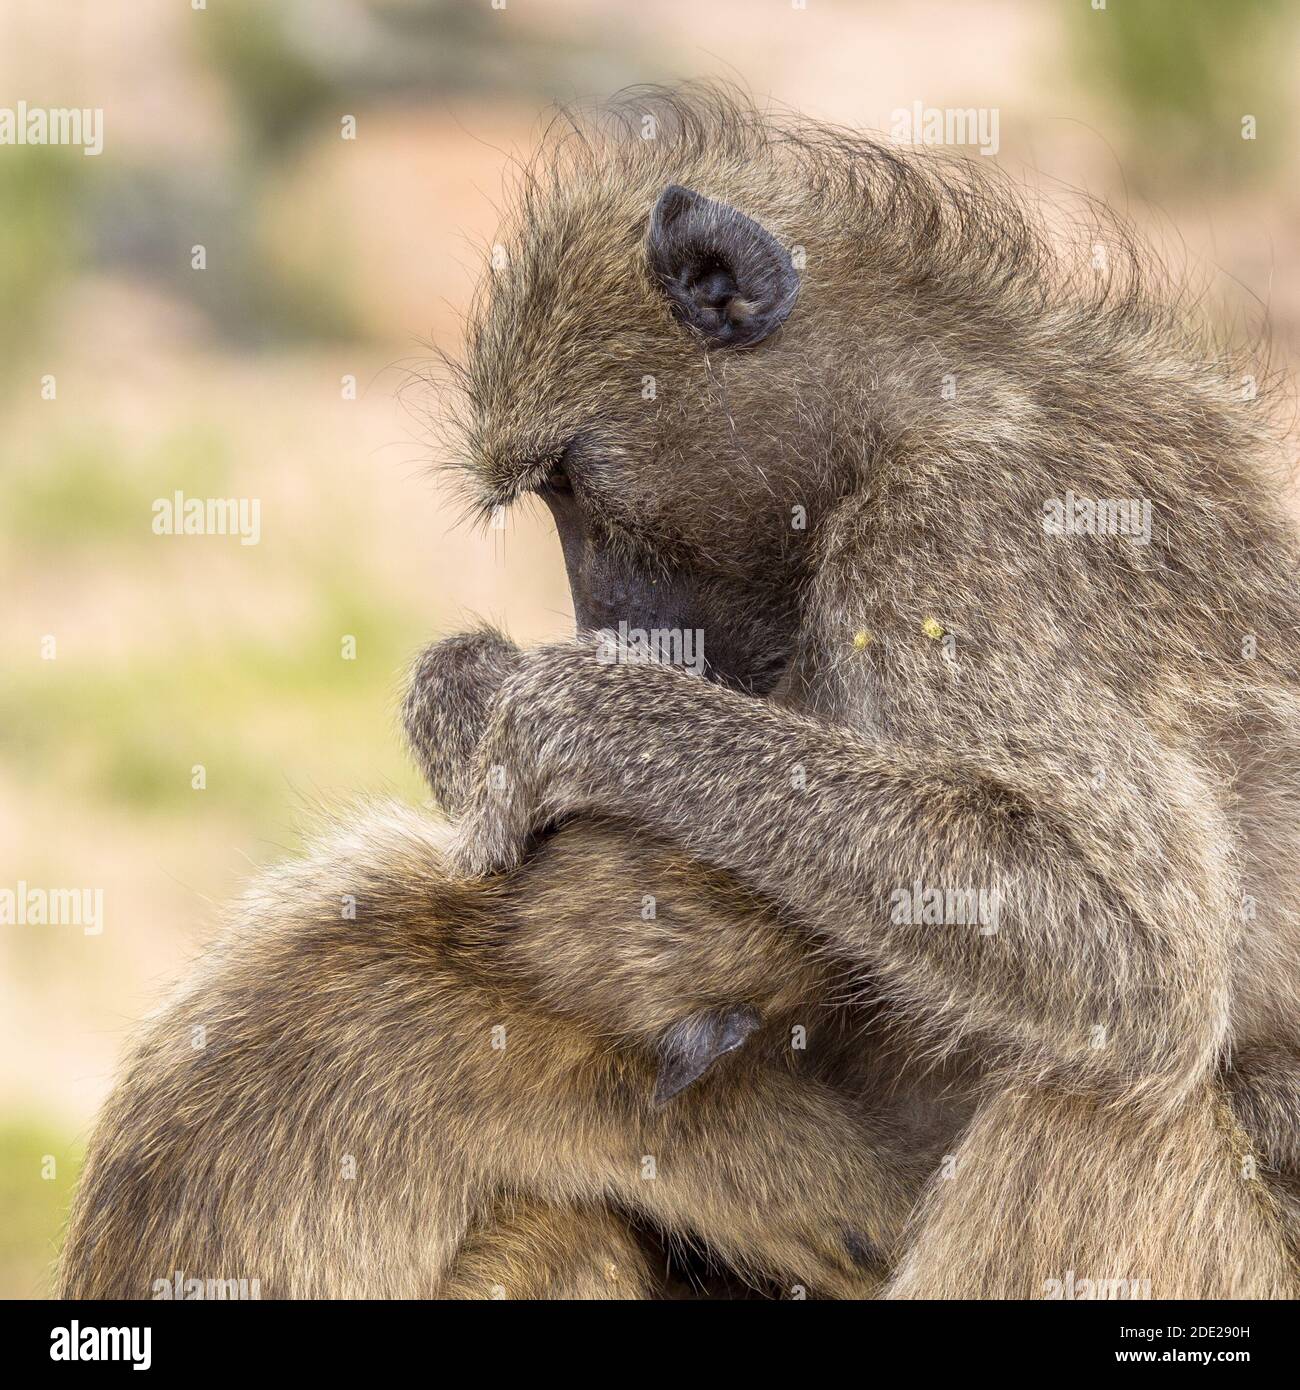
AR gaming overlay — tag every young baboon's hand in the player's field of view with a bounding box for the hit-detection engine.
[403,627,523,817]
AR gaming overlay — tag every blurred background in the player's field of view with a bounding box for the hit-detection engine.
[1,0,1297,1295]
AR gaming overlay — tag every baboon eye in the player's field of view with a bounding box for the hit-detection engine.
[538,442,575,495]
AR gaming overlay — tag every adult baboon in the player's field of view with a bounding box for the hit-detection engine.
[424,87,1300,1297]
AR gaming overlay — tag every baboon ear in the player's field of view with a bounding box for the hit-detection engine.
[647,185,799,349]
[653,1005,762,1105]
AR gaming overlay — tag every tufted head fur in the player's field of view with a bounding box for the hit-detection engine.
[439,84,1297,704]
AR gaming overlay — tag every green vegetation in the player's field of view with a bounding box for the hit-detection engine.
[0,416,428,832]
[0,589,425,830]
[0,149,87,353]
[0,1118,80,1298]
[2,427,230,549]
[1067,0,1291,189]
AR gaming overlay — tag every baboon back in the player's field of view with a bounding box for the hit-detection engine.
[59,805,912,1299]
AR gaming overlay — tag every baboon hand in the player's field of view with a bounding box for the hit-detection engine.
[403,626,523,817]
[447,637,686,879]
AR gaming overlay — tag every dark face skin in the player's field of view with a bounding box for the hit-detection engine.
[472,184,808,696]
[537,462,798,697]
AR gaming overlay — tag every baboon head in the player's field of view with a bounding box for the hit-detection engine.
[449,89,1288,698]
[449,90,869,695]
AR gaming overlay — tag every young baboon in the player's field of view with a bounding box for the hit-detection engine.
[422,86,1300,1298]
[59,647,920,1298]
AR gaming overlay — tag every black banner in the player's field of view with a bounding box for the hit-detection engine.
[4,1298,1286,1374]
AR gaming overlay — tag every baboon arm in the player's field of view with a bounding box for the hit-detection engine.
[887,1075,1298,1299]
[452,643,1233,1096]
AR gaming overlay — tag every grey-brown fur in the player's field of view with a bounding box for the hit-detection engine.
[61,86,1300,1300]
[58,790,915,1298]
[431,87,1300,1296]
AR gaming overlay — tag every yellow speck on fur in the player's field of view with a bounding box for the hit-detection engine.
[852,630,872,650]
[921,617,946,640]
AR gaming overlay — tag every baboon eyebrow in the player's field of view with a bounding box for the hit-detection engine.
[468,438,572,518]
[507,435,584,502]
